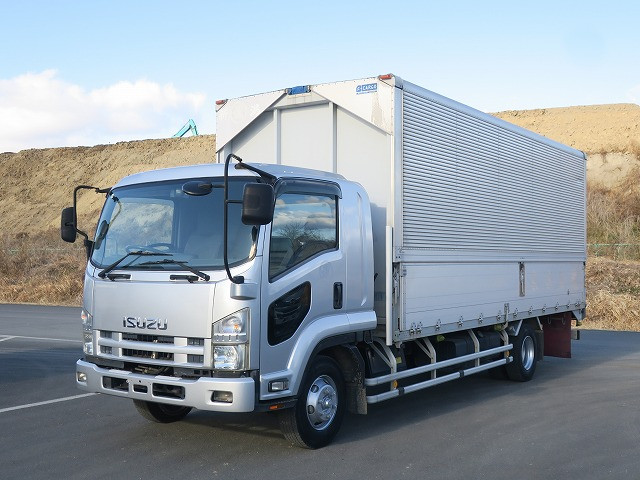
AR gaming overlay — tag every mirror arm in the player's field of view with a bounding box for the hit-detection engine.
[234,162,277,184]
[72,185,110,257]
[223,154,245,284]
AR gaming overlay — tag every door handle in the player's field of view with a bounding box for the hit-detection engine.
[333,282,343,309]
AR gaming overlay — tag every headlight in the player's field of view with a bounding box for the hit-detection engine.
[81,309,94,354]
[213,345,247,370]
[212,309,250,370]
[213,308,249,343]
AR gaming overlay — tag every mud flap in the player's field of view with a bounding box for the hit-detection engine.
[534,329,544,361]
[543,312,572,358]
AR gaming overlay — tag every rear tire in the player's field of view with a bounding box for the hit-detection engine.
[278,355,345,449]
[505,323,538,382]
[133,400,192,423]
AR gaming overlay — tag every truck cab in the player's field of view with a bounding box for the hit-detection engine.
[71,160,375,448]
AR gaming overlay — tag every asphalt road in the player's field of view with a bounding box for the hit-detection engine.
[1,304,639,480]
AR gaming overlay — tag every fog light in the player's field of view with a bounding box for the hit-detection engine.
[77,372,87,382]
[269,380,289,392]
[212,391,233,403]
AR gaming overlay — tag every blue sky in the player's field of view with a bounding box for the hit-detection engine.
[1,0,639,151]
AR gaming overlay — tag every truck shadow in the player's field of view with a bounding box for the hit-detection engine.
[183,410,284,440]
[181,330,640,446]
[337,329,640,445]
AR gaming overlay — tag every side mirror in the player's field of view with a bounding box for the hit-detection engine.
[242,183,274,225]
[61,207,77,243]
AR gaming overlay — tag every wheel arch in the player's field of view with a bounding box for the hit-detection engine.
[316,342,367,415]
[290,334,367,415]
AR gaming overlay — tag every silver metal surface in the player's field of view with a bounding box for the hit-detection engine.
[258,310,376,401]
[366,357,512,404]
[400,84,585,255]
[385,226,393,345]
[257,179,375,402]
[521,335,536,371]
[365,344,512,386]
[305,375,338,431]
[96,331,206,367]
[75,359,256,412]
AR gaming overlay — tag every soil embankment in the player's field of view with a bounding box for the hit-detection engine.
[1,105,639,329]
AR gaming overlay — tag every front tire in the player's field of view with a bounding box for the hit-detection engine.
[278,355,345,449]
[506,323,538,382]
[133,400,192,423]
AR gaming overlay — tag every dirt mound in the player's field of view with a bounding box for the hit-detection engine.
[493,104,640,190]
[0,135,215,236]
[493,103,640,154]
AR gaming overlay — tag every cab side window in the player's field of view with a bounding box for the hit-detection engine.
[269,193,337,279]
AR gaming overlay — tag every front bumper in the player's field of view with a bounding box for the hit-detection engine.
[76,359,255,412]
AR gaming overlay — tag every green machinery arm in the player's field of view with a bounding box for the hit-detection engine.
[173,119,199,137]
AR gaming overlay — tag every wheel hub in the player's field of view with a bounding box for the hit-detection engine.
[305,375,338,431]
[521,335,535,371]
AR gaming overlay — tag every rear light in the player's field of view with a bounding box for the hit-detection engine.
[378,73,393,80]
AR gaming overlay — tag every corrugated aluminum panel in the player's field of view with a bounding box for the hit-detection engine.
[401,88,585,257]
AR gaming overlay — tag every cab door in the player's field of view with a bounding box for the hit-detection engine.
[259,180,345,397]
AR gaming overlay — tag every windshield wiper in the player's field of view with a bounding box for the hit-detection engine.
[137,259,210,282]
[97,251,171,279]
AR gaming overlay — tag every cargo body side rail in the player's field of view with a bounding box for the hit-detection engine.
[365,343,513,404]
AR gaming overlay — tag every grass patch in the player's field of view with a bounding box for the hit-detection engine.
[0,230,85,305]
[585,257,640,330]
[587,165,640,260]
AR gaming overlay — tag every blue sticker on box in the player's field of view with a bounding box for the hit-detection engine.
[356,83,377,95]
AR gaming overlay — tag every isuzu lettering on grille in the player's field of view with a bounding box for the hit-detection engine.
[122,316,168,330]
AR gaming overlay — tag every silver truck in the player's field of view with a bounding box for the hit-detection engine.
[62,74,586,448]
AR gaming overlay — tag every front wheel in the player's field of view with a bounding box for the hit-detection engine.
[506,323,538,382]
[133,400,192,423]
[278,356,345,449]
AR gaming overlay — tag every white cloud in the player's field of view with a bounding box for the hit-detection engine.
[0,70,207,152]
[628,84,640,104]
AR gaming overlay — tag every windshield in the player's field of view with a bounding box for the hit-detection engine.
[90,177,257,270]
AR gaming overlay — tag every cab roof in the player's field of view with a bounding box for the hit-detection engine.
[113,162,345,189]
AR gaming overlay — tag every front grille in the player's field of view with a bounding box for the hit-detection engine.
[97,330,207,367]
[122,333,174,344]
[122,348,174,361]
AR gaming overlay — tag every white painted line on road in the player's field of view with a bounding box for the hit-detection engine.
[0,393,99,414]
[0,335,81,343]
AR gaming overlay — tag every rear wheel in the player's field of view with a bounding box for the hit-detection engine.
[506,323,538,382]
[278,355,345,449]
[133,400,192,423]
